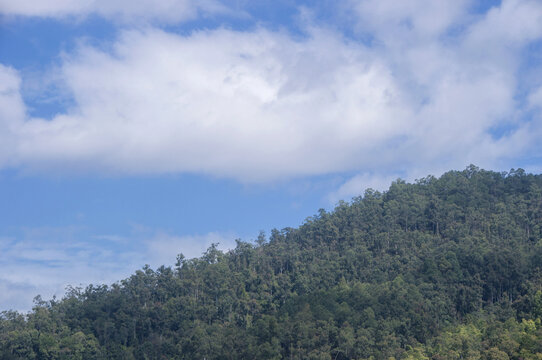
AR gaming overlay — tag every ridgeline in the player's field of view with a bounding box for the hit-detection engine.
[2,166,542,359]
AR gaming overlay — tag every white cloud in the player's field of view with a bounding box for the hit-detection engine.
[318,0,542,202]
[0,65,25,167]
[465,0,542,48]
[0,227,236,312]
[529,86,542,109]
[0,0,230,23]
[350,0,471,46]
[146,231,237,267]
[328,173,400,204]
[1,0,542,184]
[0,228,140,311]
[4,27,410,181]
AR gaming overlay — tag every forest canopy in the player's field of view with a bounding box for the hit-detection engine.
[1,165,542,359]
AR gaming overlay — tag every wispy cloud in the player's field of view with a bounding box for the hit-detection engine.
[145,231,238,267]
[328,173,400,204]
[0,226,236,312]
[0,0,232,23]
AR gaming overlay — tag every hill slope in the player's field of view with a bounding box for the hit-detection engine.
[2,165,542,359]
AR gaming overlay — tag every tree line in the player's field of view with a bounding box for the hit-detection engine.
[1,165,542,359]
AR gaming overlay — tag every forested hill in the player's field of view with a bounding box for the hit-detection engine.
[2,166,542,359]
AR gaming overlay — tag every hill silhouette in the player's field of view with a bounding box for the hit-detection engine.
[1,165,542,359]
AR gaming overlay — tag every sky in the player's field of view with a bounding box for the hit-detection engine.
[1,0,542,311]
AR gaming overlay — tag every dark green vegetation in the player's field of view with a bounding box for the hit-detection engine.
[2,166,542,359]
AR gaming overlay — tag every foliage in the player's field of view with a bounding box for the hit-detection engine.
[2,166,542,359]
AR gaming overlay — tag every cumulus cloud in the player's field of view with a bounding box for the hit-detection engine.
[0,0,230,23]
[3,27,410,181]
[327,0,542,198]
[1,0,542,184]
[350,0,471,46]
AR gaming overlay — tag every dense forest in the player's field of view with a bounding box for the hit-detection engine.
[2,165,542,359]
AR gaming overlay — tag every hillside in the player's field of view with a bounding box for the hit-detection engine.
[1,165,542,359]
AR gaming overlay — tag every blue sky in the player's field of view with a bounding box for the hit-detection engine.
[1,0,542,311]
